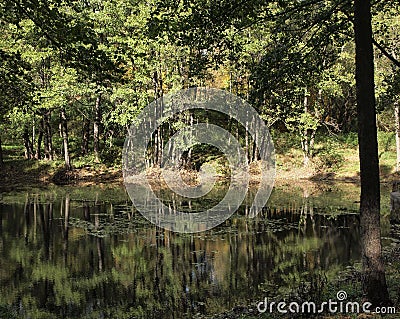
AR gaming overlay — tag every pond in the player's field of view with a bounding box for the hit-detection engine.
[0,182,394,318]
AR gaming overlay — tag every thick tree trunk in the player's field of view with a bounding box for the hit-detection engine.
[354,0,390,306]
[60,107,71,170]
[94,94,102,163]
[395,101,400,171]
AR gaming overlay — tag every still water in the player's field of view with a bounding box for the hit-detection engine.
[0,182,393,318]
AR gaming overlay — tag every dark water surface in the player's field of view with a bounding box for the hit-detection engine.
[0,182,393,318]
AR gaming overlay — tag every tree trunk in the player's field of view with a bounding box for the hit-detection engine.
[35,123,43,160]
[245,117,249,163]
[395,101,400,172]
[60,107,71,170]
[94,94,101,163]
[302,89,310,166]
[45,111,54,161]
[32,117,35,153]
[354,0,390,306]
[81,117,90,155]
[44,111,53,160]
[23,127,34,159]
[153,69,164,166]
[309,129,316,157]
[0,136,3,168]
[43,116,49,159]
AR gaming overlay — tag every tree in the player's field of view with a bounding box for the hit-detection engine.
[0,49,34,165]
[354,0,390,305]
[373,3,400,170]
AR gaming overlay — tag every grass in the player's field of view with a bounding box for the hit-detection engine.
[272,131,398,181]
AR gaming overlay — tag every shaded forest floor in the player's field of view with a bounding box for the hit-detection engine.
[0,132,398,191]
[0,157,122,191]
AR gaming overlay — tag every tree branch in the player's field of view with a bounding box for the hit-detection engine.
[9,0,62,49]
[372,38,400,67]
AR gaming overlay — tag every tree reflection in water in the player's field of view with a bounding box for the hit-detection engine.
[0,183,365,318]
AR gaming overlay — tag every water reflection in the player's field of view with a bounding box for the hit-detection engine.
[0,184,365,318]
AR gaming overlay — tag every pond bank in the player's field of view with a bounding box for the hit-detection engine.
[2,158,399,192]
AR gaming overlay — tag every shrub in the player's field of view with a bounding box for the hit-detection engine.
[101,146,122,167]
[313,145,344,172]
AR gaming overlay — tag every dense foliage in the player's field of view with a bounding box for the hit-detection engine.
[0,0,398,169]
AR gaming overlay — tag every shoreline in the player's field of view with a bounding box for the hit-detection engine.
[1,160,397,192]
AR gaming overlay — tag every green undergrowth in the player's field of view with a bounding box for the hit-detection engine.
[272,131,397,179]
[0,131,398,188]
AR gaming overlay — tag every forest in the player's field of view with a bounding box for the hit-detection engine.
[0,0,398,172]
[0,0,400,318]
